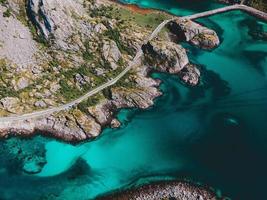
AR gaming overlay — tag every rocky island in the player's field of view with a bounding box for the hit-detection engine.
[97,181,223,200]
[0,0,220,142]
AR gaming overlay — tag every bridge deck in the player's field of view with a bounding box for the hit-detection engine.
[184,5,267,21]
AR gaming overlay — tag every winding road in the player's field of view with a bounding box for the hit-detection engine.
[0,4,266,122]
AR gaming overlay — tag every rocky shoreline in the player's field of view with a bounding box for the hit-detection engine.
[0,0,219,142]
[97,180,225,200]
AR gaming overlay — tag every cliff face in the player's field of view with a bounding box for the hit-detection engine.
[0,0,220,142]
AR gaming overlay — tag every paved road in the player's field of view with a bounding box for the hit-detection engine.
[0,4,266,122]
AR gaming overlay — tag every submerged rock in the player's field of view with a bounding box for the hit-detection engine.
[0,137,47,175]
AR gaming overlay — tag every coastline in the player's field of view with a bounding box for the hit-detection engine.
[0,0,221,142]
[96,180,224,200]
[1,0,266,142]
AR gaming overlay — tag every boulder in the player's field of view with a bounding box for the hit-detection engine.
[14,77,30,90]
[111,86,161,109]
[0,97,23,113]
[110,118,121,129]
[102,40,122,70]
[34,100,47,108]
[179,64,201,86]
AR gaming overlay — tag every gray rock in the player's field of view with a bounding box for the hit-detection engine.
[179,64,201,86]
[75,73,87,85]
[142,40,189,73]
[27,0,93,50]
[94,23,107,33]
[0,97,22,113]
[110,118,121,129]
[168,18,220,49]
[102,40,122,70]
[34,100,47,108]
[15,77,30,90]
[88,100,116,126]
[95,68,105,76]
[0,109,102,142]
[97,181,221,200]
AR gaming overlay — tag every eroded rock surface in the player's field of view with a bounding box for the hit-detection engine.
[97,181,222,200]
[168,18,220,50]
[142,39,189,73]
[28,0,91,50]
[0,4,38,69]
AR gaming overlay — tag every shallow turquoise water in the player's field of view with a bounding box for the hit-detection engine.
[119,0,224,16]
[0,3,267,200]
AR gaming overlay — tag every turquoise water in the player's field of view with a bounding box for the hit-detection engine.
[0,3,267,200]
[119,0,224,16]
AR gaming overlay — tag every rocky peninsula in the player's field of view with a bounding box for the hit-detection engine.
[97,181,224,200]
[0,0,220,142]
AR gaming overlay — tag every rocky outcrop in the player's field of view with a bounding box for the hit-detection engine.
[97,181,223,200]
[111,86,161,109]
[142,37,200,86]
[0,4,38,69]
[0,109,102,142]
[0,97,23,114]
[102,40,122,70]
[168,18,220,50]
[88,100,116,126]
[179,64,201,86]
[27,0,92,50]
[142,39,189,73]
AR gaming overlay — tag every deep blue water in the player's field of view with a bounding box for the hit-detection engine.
[0,1,267,200]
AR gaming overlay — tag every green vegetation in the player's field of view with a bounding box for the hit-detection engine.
[248,0,267,12]
[15,2,50,47]
[90,5,114,18]
[104,28,134,55]
[0,59,19,98]
[59,79,83,101]
[77,93,104,113]
[115,71,136,88]
[0,0,8,6]
[82,40,94,62]
[3,8,11,17]
[109,6,169,30]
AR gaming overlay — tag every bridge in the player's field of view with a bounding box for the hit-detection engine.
[183,4,267,21]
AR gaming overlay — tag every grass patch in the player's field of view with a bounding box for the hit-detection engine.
[104,28,135,55]
[110,6,169,30]
[3,8,11,17]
